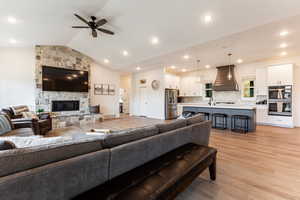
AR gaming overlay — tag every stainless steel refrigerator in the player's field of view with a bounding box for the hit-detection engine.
[165,89,179,120]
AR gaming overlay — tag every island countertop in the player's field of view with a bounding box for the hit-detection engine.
[178,103,256,110]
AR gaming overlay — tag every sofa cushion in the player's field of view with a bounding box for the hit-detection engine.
[0,141,16,151]
[0,114,12,135]
[156,119,187,133]
[186,114,205,125]
[0,137,103,177]
[102,126,159,148]
[109,125,193,179]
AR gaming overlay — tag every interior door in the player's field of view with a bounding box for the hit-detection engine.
[139,87,148,117]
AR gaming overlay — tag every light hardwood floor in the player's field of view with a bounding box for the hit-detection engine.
[178,125,300,200]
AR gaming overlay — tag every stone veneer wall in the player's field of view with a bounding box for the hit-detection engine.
[35,46,92,114]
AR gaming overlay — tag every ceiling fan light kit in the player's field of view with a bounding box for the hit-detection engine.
[72,14,114,38]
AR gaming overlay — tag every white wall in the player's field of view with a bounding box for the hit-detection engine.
[90,63,120,117]
[131,68,165,119]
[0,47,36,110]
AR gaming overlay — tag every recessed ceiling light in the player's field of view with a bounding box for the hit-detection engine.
[122,50,129,56]
[280,43,288,48]
[205,65,211,69]
[7,16,17,24]
[9,38,17,44]
[170,65,176,69]
[182,68,187,72]
[204,15,212,24]
[104,59,110,64]
[136,66,141,71]
[280,30,289,37]
[183,55,190,60]
[72,74,78,78]
[237,59,243,64]
[280,51,287,56]
[151,37,159,45]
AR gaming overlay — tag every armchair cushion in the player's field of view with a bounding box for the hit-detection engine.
[0,114,12,135]
[10,105,29,116]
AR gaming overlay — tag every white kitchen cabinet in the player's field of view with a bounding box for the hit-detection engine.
[255,68,268,96]
[267,115,294,128]
[256,106,268,124]
[179,76,203,97]
[165,74,180,89]
[267,64,293,86]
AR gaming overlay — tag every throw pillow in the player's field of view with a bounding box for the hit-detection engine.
[0,114,12,135]
[0,141,16,151]
[22,111,38,119]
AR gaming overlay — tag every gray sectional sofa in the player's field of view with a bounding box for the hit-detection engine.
[0,115,211,200]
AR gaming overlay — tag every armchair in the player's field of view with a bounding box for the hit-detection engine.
[1,106,52,135]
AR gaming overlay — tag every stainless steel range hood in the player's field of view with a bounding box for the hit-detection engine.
[213,65,239,91]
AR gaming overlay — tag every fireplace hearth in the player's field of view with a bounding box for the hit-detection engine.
[52,100,80,112]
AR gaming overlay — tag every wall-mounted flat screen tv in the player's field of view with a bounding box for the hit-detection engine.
[42,66,89,92]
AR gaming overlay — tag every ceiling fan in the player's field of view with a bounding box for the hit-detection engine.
[72,14,114,38]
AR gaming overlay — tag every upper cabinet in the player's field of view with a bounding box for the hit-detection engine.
[179,75,203,97]
[256,68,268,95]
[164,74,180,89]
[267,64,293,86]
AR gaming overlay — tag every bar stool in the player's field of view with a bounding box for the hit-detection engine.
[199,112,210,121]
[231,115,250,133]
[212,113,227,130]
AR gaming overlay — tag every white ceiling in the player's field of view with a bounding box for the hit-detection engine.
[1,0,300,72]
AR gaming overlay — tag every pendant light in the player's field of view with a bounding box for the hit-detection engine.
[227,53,232,80]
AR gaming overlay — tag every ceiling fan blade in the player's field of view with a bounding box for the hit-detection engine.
[74,14,90,26]
[72,26,90,28]
[96,19,107,27]
[92,29,98,38]
[97,28,114,35]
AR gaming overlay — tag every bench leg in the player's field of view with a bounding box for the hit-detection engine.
[209,155,216,181]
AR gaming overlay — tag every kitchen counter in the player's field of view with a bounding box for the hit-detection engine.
[179,103,257,132]
[178,103,256,110]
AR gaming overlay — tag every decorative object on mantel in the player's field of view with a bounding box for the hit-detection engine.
[151,80,160,90]
[109,84,116,95]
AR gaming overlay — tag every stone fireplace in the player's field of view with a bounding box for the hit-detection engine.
[35,46,92,114]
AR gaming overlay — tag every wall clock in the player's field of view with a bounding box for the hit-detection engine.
[151,80,160,90]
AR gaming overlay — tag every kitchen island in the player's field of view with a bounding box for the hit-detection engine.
[179,103,256,132]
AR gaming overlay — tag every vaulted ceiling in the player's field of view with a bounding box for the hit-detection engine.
[1,0,300,72]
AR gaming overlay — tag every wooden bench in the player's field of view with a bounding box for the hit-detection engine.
[74,143,217,200]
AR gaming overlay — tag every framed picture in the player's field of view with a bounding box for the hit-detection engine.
[94,84,103,95]
[109,84,116,95]
[102,84,109,95]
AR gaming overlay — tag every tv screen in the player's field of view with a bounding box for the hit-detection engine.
[42,66,89,92]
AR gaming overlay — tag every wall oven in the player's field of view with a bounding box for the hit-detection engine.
[268,85,292,116]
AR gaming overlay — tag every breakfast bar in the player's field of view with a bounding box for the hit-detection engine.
[180,104,257,132]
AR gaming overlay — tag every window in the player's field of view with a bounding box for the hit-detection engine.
[205,83,213,98]
[243,80,255,98]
